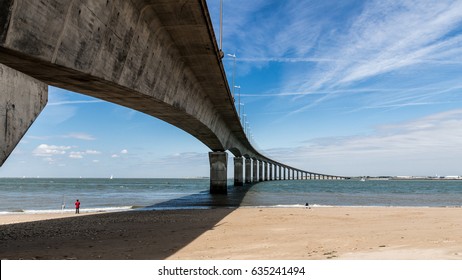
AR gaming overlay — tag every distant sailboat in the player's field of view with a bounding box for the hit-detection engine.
[110,175,113,179]
[360,176,366,182]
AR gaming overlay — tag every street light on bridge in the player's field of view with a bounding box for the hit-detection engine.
[227,53,236,101]
[234,85,241,118]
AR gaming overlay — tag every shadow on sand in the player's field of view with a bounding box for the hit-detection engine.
[0,183,261,260]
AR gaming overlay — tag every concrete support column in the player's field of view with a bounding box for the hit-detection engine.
[259,160,263,182]
[284,167,287,180]
[264,162,269,181]
[233,157,244,186]
[209,152,228,194]
[278,166,282,180]
[245,158,252,183]
[1,64,48,166]
[253,159,258,182]
[269,163,273,181]
[297,171,299,180]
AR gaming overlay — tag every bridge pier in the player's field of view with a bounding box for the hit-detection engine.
[245,158,252,184]
[269,163,273,181]
[264,162,269,181]
[259,160,263,182]
[209,152,228,194]
[253,159,258,182]
[0,64,48,166]
[234,157,244,186]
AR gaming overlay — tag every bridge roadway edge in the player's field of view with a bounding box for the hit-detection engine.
[0,0,348,194]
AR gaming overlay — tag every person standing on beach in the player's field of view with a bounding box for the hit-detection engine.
[75,199,80,214]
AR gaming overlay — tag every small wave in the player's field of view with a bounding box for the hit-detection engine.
[138,206,215,211]
[0,209,25,214]
[239,204,335,208]
[0,206,134,215]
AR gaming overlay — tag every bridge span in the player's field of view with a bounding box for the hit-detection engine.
[0,0,348,193]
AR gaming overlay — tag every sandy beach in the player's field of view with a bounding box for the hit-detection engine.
[0,207,461,260]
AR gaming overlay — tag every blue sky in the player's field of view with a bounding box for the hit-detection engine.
[2,0,462,178]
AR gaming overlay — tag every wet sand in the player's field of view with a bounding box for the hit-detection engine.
[1,207,461,259]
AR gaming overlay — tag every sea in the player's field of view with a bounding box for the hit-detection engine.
[0,178,461,214]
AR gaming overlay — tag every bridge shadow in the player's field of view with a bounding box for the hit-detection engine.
[144,183,257,210]
[0,183,262,260]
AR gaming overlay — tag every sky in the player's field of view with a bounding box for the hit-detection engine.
[2,0,462,178]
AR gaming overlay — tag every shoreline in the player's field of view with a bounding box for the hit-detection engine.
[1,207,461,260]
[1,204,461,224]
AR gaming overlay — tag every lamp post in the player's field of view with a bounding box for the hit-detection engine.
[234,85,241,118]
[227,53,236,100]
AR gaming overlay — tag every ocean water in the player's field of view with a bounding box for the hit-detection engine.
[0,178,461,214]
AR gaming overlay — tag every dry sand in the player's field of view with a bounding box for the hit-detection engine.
[0,207,461,260]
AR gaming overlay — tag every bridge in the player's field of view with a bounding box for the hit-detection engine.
[0,0,348,194]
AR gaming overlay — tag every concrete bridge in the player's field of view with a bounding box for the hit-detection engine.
[0,0,348,193]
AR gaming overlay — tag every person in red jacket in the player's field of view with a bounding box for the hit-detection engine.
[75,199,80,214]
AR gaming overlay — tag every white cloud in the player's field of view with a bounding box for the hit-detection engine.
[265,109,462,176]
[69,152,84,159]
[43,157,55,163]
[111,154,120,158]
[69,150,102,159]
[222,0,462,115]
[32,144,101,161]
[85,150,101,155]
[289,0,462,98]
[120,149,128,154]
[33,144,71,157]
[63,133,96,141]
